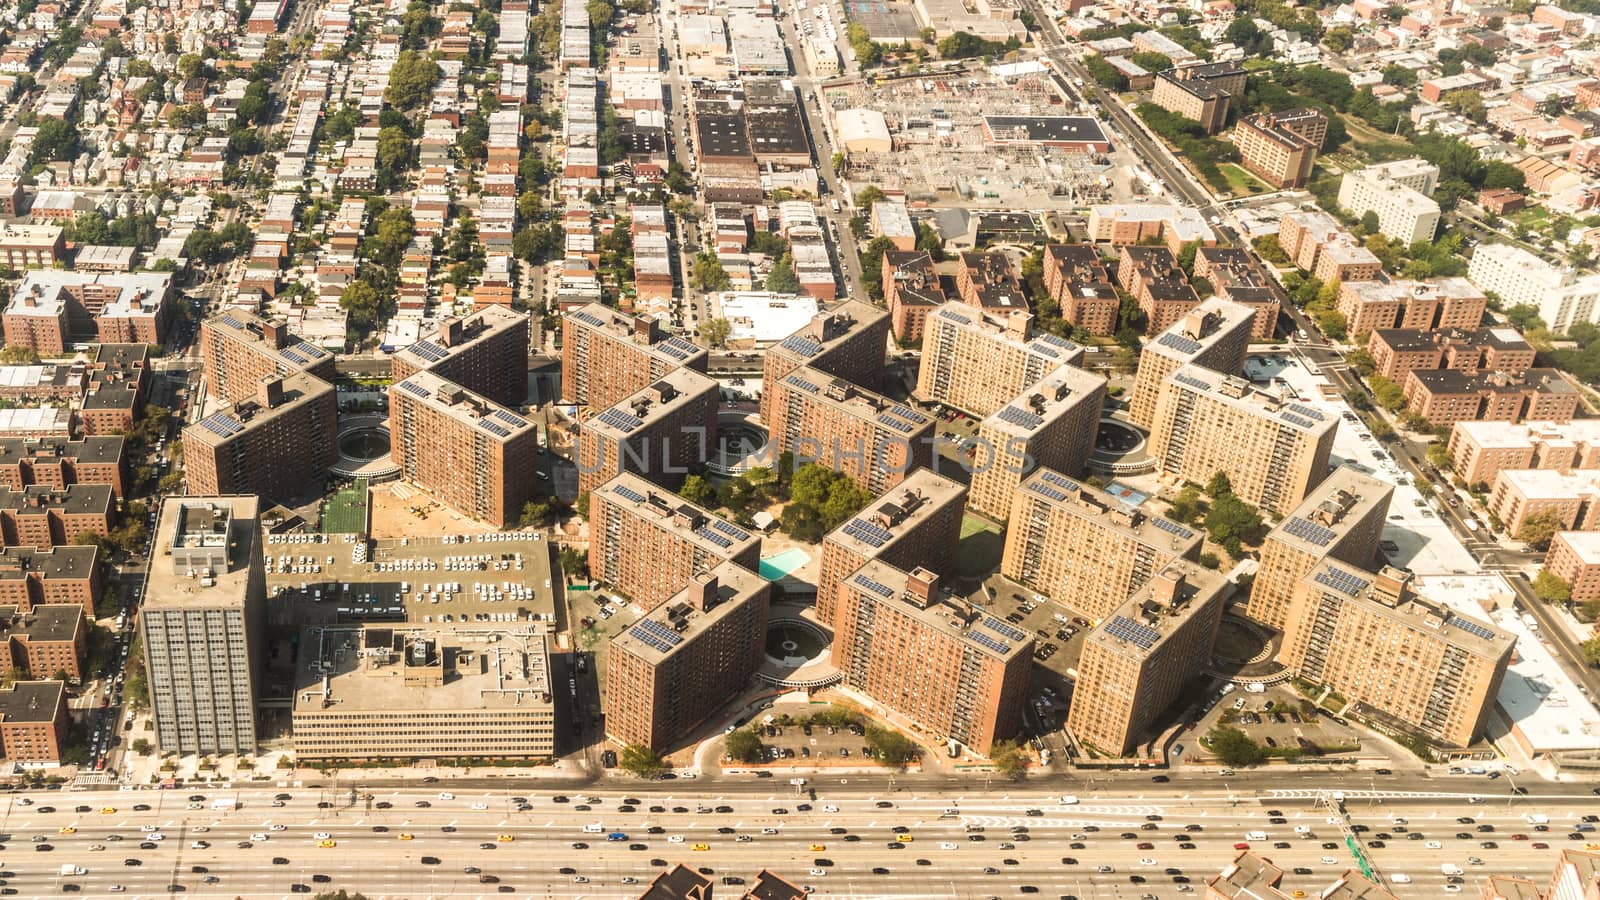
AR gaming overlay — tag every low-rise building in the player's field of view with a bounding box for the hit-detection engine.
[1367,327,1534,380]
[1235,109,1327,190]
[1401,368,1578,427]
[1489,468,1600,537]
[0,223,65,269]
[0,604,84,680]
[1192,247,1283,340]
[1117,245,1200,335]
[1544,531,1600,601]
[0,545,101,615]
[1086,204,1217,255]
[292,625,556,760]
[1042,244,1119,336]
[1337,278,1488,337]
[0,436,126,498]
[1278,209,1383,284]
[0,680,68,762]
[1151,63,1246,134]
[883,249,947,343]
[1447,419,1600,488]
[0,484,114,549]
[1336,159,1441,245]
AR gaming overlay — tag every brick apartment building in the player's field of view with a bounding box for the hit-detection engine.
[1244,466,1393,632]
[1042,244,1119,336]
[955,251,1028,315]
[766,366,935,496]
[1337,278,1488,337]
[604,563,769,751]
[1488,468,1600,537]
[79,344,150,436]
[1446,419,1600,488]
[576,368,720,499]
[815,468,967,627]
[1401,368,1579,427]
[0,223,66,269]
[1150,62,1247,134]
[1002,468,1203,622]
[1236,109,1328,190]
[1129,299,1256,429]
[1116,245,1201,335]
[0,545,103,615]
[390,306,531,409]
[588,473,762,612]
[0,485,115,549]
[199,311,336,405]
[0,436,127,498]
[561,304,709,410]
[0,605,85,680]
[1544,531,1600,601]
[1149,365,1337,516]
[831,562,1031,754]
[969,366,1107,520]
[1192,247,1283,340]
[182,373,340,503]
[1068,564,1227,757]
[883,249,948,343]
[1367,327,1534,381]
[0,680,69,762]
[916,302,1087,418]
[759,301,890,426]
[1277,210,1383,284]
[389,371,540,528]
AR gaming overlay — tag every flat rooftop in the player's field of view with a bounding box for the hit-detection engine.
[846,557,1031,663]
[1267,465,1393,556]
[292,625,553,714]
[1305,560,1513,660]
[0,680,64,724]
[824,468,967,557]
[1344,276,1484,305]
[610,560,766,662]
[0,483,112,516]
[144,496,260,611]
[392,370,536,443]
[0,435,123,467]
[1085,562,1228,660]
[1014,467,1201,552]
[768,299,888,366]
[583,367,717,440]
[185,372,334,447]
[566,302,706,367]
[211,309,333,371]
[983,115,1109,145]
[391,306,527,371]
[1408,368,1575,396]
[1373,327,1531,354]
[0,545,99,582]
[0,407,73,433]
[593,472,760,560]
[0,603,82,643]
[780,365,934,432]
[927,301,1087,369]
[1167,363,1339,436]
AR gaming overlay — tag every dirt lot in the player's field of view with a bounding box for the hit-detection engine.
[369,481,496,539]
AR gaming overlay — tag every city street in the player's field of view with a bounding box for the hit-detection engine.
[0,784,1592,897]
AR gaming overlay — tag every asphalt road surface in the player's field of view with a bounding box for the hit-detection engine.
[3,785,1594,898]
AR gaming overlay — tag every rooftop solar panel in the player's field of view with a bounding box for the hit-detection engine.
[478,418,512,438]
[1158,332,1202,355]
[1283,516,1337,547]
[1028,482,1069,502]
[939,309,973,326]
[1152,517,1195,539]
[493,409,528,428]
[596,407,643,433]
[611,484,648,504]
[878,414,916,433]
[997,405,1044,429]
[786,374,821,394]
[842,518,893,548]
[571,310,608,328]
[853,574,895,598]
[695,527,733,549]
[199,413,244,438]
[968,631,1011,655]
[398,381,432,399]
[778,335,824,358]
[1313,567,1370,596]
[1038,470,1080,492]
[1282,413,1317,429]
[983,616,1029,642]
[712,519,751,541]
[1173,373,1212,392]
[1105,615,1161,650]
[1037,333,1077,351]
[1287,403,1325,421]
[1450,617,1497,641]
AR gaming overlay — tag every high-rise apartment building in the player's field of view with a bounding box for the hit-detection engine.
[575,368,720,499]
[1467,241,1600,335]
[1236,109,1327,190]
[589,473,762,612]
[1150,63,1247,134]
[391,306,531,409]
[766,366,935,495]
[140,497,266,754]
[1067,563,1227,757]
[561,303,709,410]
[968,366,1107,520]
[1279,563,1512,747]
[760,301,890,425]
[1149,364,1338,516]
[1002,468,1202,622]
[1129,299,1256,429]
[1245,466,1393,631]
[1336,278,1487,337]
[1336,159,1441,246]
[1192,248,1283,340]
[182,373,339,503]
[831,561,1031,753]
[916,302,1086,417]
[1042,244,1119,336]
[390,371,539,527]
[1447,419,1600,488]
[816,468,967,626]
[198,310,337,405]
[605,562,770,751]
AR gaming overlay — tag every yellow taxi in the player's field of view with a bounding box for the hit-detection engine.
[59,826,77,835]
[1292,892,1307,899]
[100,807,116,815]
[497,834,514,843]
[397,833,414,841]
[896,834,914,843]
[692,843,710,851]
[809,844,826,852]
[318,839,337,848]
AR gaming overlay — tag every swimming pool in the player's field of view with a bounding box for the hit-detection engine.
[759,548,811,580]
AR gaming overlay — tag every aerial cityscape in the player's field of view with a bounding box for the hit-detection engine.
[0,0,1598,894]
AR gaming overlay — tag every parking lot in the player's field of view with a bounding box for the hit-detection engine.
[262,531,559,628]
[745,703,875,765]
[1184,683,1369,766]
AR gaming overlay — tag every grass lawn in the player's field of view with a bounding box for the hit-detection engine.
[957,515,1004,578]
[1219,163,1271,196]
[322,478,369,534]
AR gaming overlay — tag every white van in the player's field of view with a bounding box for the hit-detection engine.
[582,824,605,833]
[1442,864,1464,876]
[1391,874,1412,884]
[1526,813,1550,825]
[1245,831,1268,842]
[1060,795,1079,805]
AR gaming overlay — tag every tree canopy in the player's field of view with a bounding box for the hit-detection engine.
[384,50,442,111]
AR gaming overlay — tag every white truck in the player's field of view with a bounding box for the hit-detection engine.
[61,865,86,876]
[211,798,237,811]
[1442,864,1465,876]
[1526,813,1550,825]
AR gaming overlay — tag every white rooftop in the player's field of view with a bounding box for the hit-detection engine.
[717,291,820,344]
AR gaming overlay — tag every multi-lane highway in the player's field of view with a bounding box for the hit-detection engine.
[1,785,1595,898]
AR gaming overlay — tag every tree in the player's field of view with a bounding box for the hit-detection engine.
[724,728,765,763]
[1205,492,1263,549]
[1518,510,1565,551]
[619,743,666,778]
[1206,471,1233,499]
[1360,210,1380,235]
[1207,725,1266,767]
[865,726,918,768]
[855,184,887,208]
[860,236,897,300]
[691,253,731,293]
[680,474,714,506]
[384,50,442,111]
[1583,635,1600,668]
[989,740,1027,780]
[1441,89,1487,123]
[1368,374,1406,411]
[703,317,732,348]
[375,125,414,188]
[1322,25,1354,52]
[29,117,80,166]
[1532,570,1572,605]
[0,345,41,365]
[131,738,152,755]
[518,499,557,527]
[766,254,799,293]
[1426,441,1452,471]
[846,22,882,67]
[339,280,385,329]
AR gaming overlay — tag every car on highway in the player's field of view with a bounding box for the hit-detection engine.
[692,844,709,851]
[940,842,958,850]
